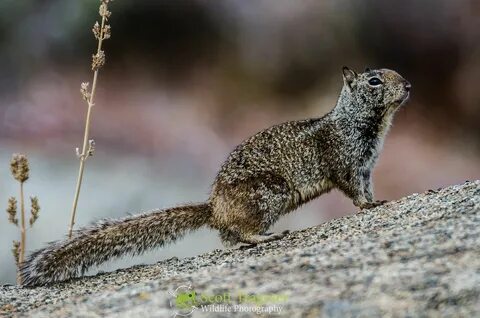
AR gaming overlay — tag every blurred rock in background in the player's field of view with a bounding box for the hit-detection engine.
[0,0,479,284]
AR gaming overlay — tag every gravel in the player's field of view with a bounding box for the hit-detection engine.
[1,180,479,317]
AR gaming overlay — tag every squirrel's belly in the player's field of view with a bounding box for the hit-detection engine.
[292,179,333,206]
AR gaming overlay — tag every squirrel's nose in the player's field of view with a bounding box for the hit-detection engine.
[404,81,411,91]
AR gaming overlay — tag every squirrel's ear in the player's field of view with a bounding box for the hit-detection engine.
[342,66,357,88]
[365,67,371,73]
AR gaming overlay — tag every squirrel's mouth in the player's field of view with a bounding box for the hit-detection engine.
[396,91,410,106]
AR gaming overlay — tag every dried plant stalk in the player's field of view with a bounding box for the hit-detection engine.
[19,181,25,265]
[10,154,29,266]
[68,0,113,239]
[7,154,39,284]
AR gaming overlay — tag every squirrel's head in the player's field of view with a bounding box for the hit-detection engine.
[340,66,411,117]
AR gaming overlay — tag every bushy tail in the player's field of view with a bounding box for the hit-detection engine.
[20,203,211,286]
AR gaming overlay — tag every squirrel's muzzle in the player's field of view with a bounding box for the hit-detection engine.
[404,81,411,92]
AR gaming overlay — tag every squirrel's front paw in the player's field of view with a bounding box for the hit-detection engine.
[359,200,388,210]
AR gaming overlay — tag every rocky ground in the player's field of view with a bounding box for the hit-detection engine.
[1,180,479,317]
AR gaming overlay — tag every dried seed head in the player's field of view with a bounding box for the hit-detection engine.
[102,25,111,40]
[80,82,91,101]
[87,139,96,157]
[92,50,106,71]
[10,154,29,183]
[29,196,40,227]
[92,21,101,40]
[12,241,20,266]
[6,197,18,226]
[99,3,112,19]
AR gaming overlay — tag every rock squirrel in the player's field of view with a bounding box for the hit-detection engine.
[20,67,411,286]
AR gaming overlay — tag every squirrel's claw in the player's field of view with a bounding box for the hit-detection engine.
[359,200,388,210]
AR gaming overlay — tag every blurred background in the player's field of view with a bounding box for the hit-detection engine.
[1,0,479,284]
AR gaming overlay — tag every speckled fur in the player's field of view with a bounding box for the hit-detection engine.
[20,204,210,286]
[20,67,410,286]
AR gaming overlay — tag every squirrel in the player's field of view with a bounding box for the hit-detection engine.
[20,67,411,286]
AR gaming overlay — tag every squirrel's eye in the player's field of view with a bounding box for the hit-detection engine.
[368,78,382,86]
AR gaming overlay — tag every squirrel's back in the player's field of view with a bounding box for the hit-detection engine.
[216,118,328,187]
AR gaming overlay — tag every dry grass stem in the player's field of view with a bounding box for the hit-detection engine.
[7,154,40,284]
[9,154,30,267]
[68,0,113,239]
[19,181,26,265]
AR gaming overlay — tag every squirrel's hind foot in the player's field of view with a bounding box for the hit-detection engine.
[359,200,388,210]
[239,230,290,245]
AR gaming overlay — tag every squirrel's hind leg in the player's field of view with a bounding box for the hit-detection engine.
[212,173,293,246]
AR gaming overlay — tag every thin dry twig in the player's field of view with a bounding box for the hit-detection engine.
[68,0,114,239]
